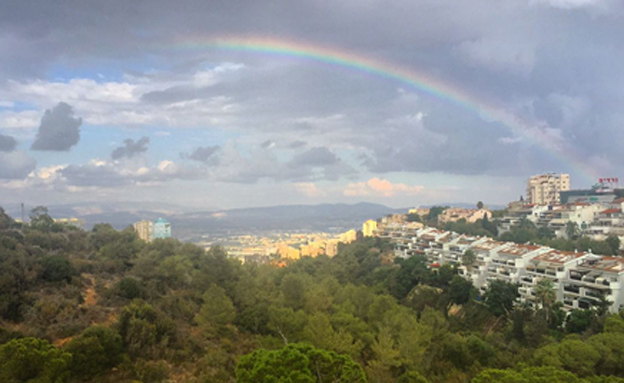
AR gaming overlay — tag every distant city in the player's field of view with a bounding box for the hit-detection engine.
[121,172,624,315]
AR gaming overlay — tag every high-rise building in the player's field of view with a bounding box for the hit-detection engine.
[152,217,172,239]
[134,220,153,242]
[362,219,378,237]
[526,173,570,205]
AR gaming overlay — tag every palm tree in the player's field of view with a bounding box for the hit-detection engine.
[535,278,556,322]
[462,250,477,273]
[565,221,580,240]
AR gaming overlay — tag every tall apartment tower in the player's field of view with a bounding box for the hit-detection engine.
[526,173,570,205]
[133,220,153,242]
[152,217,172,239]
[362,219,378,237]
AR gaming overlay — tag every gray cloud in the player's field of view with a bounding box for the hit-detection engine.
[288,147,339,168]
[260,140,275,149]
[288,140,306,149]
[31,102,82,151]
[0,151,36,179]
[0,133,17,152]
[185,145,221,165]
[111,136,150,160]
[60,161,205,187]
[1,0,624,206]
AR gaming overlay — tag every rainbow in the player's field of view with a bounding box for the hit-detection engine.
[171,36,596,183]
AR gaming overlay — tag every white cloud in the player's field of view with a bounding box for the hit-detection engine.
[344,177,424,197]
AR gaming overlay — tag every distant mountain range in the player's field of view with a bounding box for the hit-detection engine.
[3,202,403,241]
[2,201,503,242]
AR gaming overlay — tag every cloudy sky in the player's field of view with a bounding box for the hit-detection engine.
[1,0,622,210]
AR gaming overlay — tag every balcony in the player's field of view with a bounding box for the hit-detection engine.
[570,273,583,281]
[521,276,534,284]
[585,289,604,299]
[563,285,580,294]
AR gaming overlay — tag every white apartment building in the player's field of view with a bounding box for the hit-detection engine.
[526,173,570,205]
[522,250,592,309]
[562,256,624,313]
[388,224,624,313]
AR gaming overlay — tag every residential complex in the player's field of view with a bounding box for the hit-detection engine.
[438,207,492,224]
[386,225,624,313]
[526,173,570,205]
[499,198,624,241]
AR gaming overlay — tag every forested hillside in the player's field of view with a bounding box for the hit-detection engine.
[1,206,624,383]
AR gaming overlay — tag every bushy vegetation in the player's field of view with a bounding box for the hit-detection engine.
[1,205,623,383]
[441,214,620,256]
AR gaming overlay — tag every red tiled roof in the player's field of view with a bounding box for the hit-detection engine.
[600,208,622,215]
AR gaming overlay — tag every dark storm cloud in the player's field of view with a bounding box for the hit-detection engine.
[31,102,82,151]
[111,137,150,160]
[185,145,221,165]
[0,151,36,179]
[0,134,17,152]
[2,0,624,182]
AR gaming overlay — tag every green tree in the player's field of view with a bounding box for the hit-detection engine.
[117,300,176,358]
[461,249,476,272]
[426,206,448,224]
[566,221,581,240]
[40,255,75,283]
[535,278,556,323]
[477,201,484,209]
[281,274,307,309]
[195,284,236,334]
[0,206,13,230]
[116,277,144,300]
[0,337,72,383]
[472,366,583,383]
[483,280,519,317]
[606,235,621,255]
[235,343,367,383]
[397,371,430,383]
[406,213,421,223]
[446,276,473,313]
[29,206,54,230]
[65,326,123,379]
[566,310,595,334]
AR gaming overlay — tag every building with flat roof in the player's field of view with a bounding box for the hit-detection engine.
[526,173,570,205]
[133,220,153,242]
[362,219,378,237]
[152,217,172,240]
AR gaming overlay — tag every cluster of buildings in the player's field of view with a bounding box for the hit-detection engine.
[365,173,624,314]
[501,173,624,242]
[221,232,342,265]
[382,225,624,314]
[133,218,172,242]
